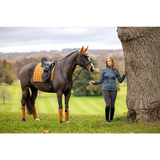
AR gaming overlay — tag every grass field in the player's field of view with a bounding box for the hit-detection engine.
[0,82,128,115]
[1,83,160,133]
[1,112,160,133]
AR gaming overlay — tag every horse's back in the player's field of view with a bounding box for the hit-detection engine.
[19,62,38,89]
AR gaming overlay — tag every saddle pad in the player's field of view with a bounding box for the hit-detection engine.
[33,63,55,82]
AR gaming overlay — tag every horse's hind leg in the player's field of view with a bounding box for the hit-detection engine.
[21,87,29,122]
[30,85,40,121]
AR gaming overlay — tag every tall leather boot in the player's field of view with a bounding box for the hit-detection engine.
[110,108,115,122]
[105,106,110,122]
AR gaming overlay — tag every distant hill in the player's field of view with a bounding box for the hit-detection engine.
[0,49,123,59]
[62,48,123,58]
[0,50,63,59]
[61,48,80,55]
[88,49,123,58]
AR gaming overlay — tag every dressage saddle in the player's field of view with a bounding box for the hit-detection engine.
[41,57,56,85]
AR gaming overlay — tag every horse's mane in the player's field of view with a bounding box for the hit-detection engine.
[59,50,78,62]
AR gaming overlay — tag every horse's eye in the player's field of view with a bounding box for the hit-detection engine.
[82,55,87,58]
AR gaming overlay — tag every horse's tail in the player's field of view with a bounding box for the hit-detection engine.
[26,89,34,114]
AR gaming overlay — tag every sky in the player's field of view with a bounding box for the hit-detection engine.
[0,27,122,53]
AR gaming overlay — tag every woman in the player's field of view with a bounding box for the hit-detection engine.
[89,56,126,123]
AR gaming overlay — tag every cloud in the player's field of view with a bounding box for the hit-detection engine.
[0,27,122,53]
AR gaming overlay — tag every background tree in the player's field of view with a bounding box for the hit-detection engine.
[73,58,98,96]
[0,60,3,83]
[0,88,12,104]
[86,73,103,95]
[117,27,160,122]
[73,67,91,96]
[1,60,16,85]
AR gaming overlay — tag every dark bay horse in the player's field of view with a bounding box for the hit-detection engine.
[19,46,94,123]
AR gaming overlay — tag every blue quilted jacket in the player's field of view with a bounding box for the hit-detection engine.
[94,66,126,91]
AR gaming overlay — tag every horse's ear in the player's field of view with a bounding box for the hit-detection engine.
[79,46,84,53]
[84,46,89,52]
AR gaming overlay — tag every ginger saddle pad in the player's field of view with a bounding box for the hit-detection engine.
[33,63,55,82]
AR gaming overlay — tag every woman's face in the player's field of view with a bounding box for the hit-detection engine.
[107,58,112,66]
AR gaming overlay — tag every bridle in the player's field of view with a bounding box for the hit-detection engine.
[60,51,93,83]
[78,52,92,69]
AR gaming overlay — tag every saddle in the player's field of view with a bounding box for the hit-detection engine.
[41,57,56,84]
[33,58,56,92]
[41,57,56,91]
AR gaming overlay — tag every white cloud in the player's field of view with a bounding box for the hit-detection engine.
[0,27,122,53]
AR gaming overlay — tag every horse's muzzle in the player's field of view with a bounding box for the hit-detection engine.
[88,64,94,72]
[90,67,94,72]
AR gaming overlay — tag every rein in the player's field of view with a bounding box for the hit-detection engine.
[72,70,91,84]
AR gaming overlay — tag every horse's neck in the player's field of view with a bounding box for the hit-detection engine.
[62,52,78,80]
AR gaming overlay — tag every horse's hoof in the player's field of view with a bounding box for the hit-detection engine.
[35,118,40,121]
[66,121,70,123]
[60,121,62,123]
[22,119,26,122]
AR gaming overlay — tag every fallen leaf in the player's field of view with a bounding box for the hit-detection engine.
[43,130,50,133]
[129,132,135,134]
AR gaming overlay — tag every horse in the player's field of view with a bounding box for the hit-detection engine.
[19,46,94,123]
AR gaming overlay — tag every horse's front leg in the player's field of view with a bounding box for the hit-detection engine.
[57,90,63,123]
[65,90,71,123]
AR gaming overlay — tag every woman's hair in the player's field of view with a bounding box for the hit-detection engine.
[106,56,117,73]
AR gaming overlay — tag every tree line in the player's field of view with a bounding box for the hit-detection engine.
[0,54,125,96]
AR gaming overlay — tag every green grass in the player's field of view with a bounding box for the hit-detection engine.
[1,112,160,133]
[0,82,128,115]
[1,83,160,133]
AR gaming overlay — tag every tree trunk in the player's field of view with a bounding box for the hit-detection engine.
[117,27,160,122]
[3,97,5,104]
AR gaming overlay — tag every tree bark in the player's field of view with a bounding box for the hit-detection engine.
[117,27,160,122]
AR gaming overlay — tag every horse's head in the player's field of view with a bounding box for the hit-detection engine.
[77,46,94,72]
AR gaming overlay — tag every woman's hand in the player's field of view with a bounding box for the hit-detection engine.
[124,67,126,75]
[89,80,95,84]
